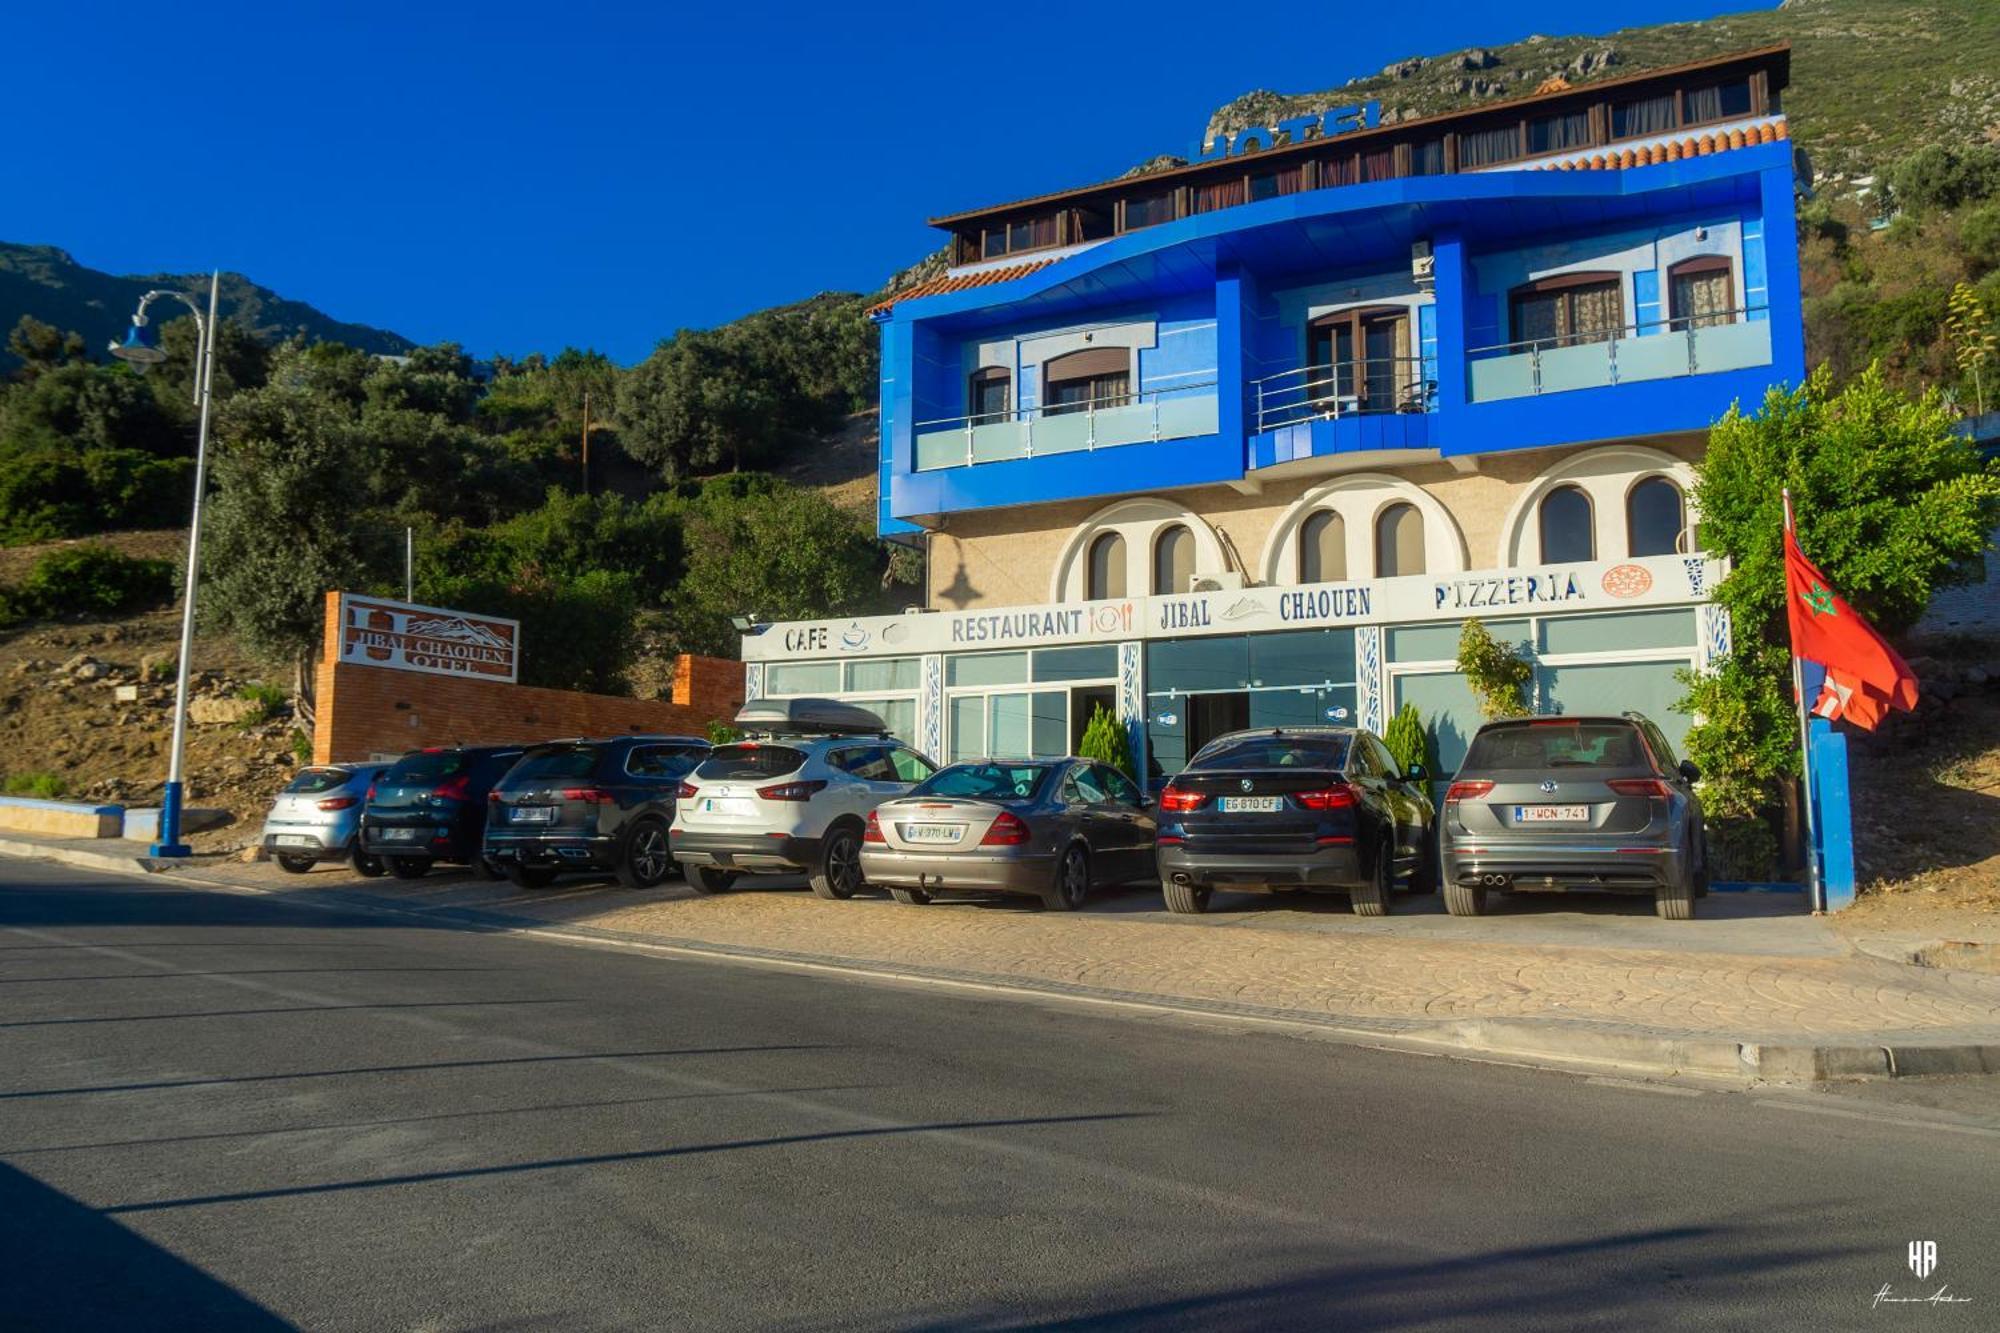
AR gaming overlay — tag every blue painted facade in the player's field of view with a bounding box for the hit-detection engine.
[875,141,1804,537]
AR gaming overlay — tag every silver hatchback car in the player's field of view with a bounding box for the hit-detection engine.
[861,758,1156,910]
[260,764,388,875]
[1438,713,1707,920]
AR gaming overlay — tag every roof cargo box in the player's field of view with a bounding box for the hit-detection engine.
[734,696,889,737]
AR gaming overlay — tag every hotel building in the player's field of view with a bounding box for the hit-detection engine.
[744,46,1806,786]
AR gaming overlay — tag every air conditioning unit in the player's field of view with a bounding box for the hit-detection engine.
[1190,572,1247,593]
[1411,238,1436,292]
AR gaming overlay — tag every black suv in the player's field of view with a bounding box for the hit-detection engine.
[361,745,525,879]
[485,736,709,889]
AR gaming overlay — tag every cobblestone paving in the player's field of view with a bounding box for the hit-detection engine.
[170,860,2000,1045]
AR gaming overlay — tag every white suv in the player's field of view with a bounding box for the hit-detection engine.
[670,701,937,899]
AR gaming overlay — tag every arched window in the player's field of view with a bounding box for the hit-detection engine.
[1375,503,1425,577]
[1087,532,1127,600]
[1668,256,1735,330]
[1298,510,1346,584]
[1627,477,1685,557]
[1152,524,1194,595]
[1538,485,1595,564]
[1510,272,1623,347]
[1043,348,1131,416]
[968,367,1011,423]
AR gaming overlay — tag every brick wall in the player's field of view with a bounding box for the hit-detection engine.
[311,592,744,763]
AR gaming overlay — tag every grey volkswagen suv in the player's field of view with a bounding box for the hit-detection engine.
[1438,712,1707,920]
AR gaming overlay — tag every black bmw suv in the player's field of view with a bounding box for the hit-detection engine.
[361,745,525,879]
[485,736,709,889]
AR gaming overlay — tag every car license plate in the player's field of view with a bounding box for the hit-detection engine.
[1219,796,1284,813]
[508,806,556,824]
[703,797,756,816]
[381,826,419,841]
[902,823,963,844]
[275,834,314,847]
[1514,805,1590,822]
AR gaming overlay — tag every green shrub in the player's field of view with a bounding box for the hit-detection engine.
[704,720,743,746]
[1382,702,1430,775]
[236,682,290,727]
[4,771,70,799]
[1077,703,1136,779]
[8,545,175,619]
[1457,619,1533,721]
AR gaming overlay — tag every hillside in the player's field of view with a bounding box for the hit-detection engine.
[1174,0,1998,191]
[0,242,414,371]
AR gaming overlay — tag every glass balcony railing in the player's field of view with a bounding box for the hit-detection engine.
[1253,358,1437,432]
[913,380,1219,471]
[1467,308,1771,402]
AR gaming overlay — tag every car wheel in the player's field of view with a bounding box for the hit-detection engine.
[616,819,673,890]
[686,865,738,894]
[387,857,430,880]
[1162,877,1211,915]
[1443,881,1487,916]
[889,886,933,905]
[1655,873,1696,920]
[1040,845,1090,911]
[1351,841,1392,917]
[274,852,317,875]
[350,850,385,878]
[809,825,864,900]
[503,863,559,889]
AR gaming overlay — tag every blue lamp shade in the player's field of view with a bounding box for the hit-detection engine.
[109,320,168,366]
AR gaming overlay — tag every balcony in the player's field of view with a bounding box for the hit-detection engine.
[913,380,1219,472]
[1468,308,1772,402]
[1253,358,1436,432]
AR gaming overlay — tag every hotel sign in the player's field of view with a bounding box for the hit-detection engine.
[1193,100,1381,163]
[336,593,520,683]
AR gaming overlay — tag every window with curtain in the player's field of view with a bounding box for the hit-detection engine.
[1627,477,1685,557]
[1122,191,1177,230]
[1248,165,1304,199]
[1538,486,1595,563]
[1669,257,1735,329]
[1375,503,1426,577]
[968,367,1010,424]
[1298,510,1346,584]
[1153,525,1195,595]
[1192,177,1247,213]
[1527,110,1590,155]
[1086,532,1126,600]
[1043,347,1131,415]
[1510,275,1623,348]
[1360,148,1395,182]
[1307,307,1409,409]
[1612,93,1677,138]
[1684,79,1751,124]
[1457,123,1521,168]
[1410,140,1445,175]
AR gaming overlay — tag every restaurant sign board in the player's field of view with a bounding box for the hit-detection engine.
[336,593,520,683]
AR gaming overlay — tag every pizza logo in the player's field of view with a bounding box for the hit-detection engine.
[1601,564,1653,599]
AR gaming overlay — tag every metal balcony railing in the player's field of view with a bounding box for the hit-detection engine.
[1466,306,1771,400]
[1253,358,1436,432]
[912,378,1220,471]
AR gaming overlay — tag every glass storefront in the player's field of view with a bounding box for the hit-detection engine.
[946,648,1118,762]
[1144,628,1357,780]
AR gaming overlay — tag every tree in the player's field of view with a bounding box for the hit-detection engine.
[1078,704,1136,780]
[5,316,87,380]
[1887,143,2000,216]
[1457,619,1532,721]
[1678,365,2000,875]
[618,328,781,479]
[1945,281,1996,415]
[1382,702,1430,774]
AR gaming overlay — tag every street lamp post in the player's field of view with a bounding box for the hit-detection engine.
[111,272,220,858]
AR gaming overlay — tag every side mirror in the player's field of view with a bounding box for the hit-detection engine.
[1678,760,1701,783]
[1404,763,1428,783]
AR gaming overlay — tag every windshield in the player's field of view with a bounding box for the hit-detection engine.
[508,746,601,782]
[912,763,1053,802]
[1464,722,1648,771]
[697,744,807,780]
[382,752,469,786]
[283,768,353,795]
[1189,735,1350,771]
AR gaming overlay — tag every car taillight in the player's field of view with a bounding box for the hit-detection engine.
[433,775,470,802]
[980,811,1031,846]
[561,787,616,804]
[365,785,377,801]
[864,811,885,844]
[1606,778,1673,799]
[1293,784,1356,810]
[1157,784,1207,812]
[756,779,827,802]
[677,781,699,800]
[316,796,358,811]
[1445,780,1495,803]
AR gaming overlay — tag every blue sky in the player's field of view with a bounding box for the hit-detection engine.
[6,1,1764,362]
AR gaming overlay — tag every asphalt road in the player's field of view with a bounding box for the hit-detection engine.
[2,860,1996,1331]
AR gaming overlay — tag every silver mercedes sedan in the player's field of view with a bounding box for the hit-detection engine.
[860,758,1156,910]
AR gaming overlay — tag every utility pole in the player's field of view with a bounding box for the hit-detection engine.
[581,390,591,495]
[405,527,414,602]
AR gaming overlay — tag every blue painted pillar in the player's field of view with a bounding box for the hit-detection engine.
[1810,716,1855,911]
[1759,163,1808,384]
[1430,228,1469,418]
[1214,262,1255,471]
[876,316,920,538]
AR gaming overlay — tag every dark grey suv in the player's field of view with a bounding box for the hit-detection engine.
[484,736,709,889]
[1438,713,1707,920]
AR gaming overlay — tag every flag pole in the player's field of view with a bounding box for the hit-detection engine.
[1783,488,1825,913]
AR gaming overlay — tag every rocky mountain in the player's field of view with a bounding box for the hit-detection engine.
[0,242,414,369]
[1172,0,1998,193]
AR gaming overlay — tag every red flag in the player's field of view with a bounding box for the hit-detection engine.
[1784,528,1918,730]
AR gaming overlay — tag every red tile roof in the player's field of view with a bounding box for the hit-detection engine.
[866,256,1061,317]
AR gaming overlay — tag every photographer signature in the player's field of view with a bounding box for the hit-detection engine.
[1873,1284,1972,1309]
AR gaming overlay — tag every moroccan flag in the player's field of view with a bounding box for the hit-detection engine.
[1784,529,1919,730]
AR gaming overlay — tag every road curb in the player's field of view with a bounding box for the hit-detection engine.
[5,840,1996,1085]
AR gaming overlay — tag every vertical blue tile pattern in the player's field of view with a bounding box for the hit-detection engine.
[1742,215,1769,323]
[1355,626,1384,734]
[1117,641,1147,781]
[1633,268,1661,334]
[921,654,944,760]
